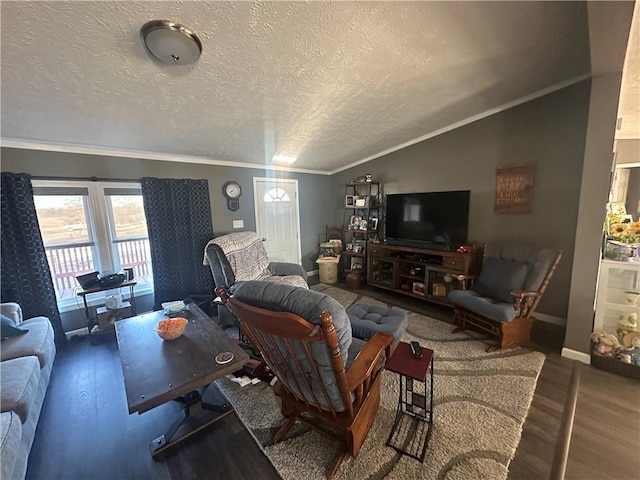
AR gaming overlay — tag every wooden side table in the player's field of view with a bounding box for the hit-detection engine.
[77,280,137,343]
[385,341,434,461]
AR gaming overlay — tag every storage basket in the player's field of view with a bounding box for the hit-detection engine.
[590,346,640,380]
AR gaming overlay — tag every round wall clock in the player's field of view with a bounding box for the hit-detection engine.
[222,181,242,211]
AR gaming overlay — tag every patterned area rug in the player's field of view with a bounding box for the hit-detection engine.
[218,284,545,479]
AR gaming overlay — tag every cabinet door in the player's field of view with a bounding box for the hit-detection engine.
[368,257,396,287]
[595,261,640,335]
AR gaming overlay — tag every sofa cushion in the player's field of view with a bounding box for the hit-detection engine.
[0,356,41,423]
[0,317,55,368]
[474,257,529,303]
[1,314,28,340]
[448,289,518,323]
[0,411,22,480]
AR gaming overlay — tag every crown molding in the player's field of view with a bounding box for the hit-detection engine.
[0,139,331,176]
[329,73,592,175]
[2,73,591,177]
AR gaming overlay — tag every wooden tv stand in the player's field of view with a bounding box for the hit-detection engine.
[367,242,479,307]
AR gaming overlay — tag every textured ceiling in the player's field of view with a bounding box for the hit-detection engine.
[1,1,596,172]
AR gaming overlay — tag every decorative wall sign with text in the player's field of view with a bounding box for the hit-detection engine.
[494,163,535,214]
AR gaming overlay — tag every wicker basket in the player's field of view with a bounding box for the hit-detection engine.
[590,349,640,380]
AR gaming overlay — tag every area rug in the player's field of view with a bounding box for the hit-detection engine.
[218,284,545,479]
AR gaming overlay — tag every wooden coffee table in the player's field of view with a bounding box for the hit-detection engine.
[115,303,248,456]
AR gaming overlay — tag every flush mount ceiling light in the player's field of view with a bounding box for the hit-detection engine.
[272,155,297,164]
[140,20,202,65]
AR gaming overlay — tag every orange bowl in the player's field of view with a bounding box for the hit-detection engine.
[155,317,188,340]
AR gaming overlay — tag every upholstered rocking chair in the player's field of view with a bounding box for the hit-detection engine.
[448,243,562,352]
[217,281,392,479]
[204,231,308,331]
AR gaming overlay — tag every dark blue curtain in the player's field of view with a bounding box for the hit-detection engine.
[141,178,214,310]
[1,172,66,343]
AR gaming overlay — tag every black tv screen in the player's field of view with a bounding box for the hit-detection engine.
[384,191,470,250]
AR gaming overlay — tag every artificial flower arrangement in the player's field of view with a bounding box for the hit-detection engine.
[606,212,640,244]
[456,244,474,254]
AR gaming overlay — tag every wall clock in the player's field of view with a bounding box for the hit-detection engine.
[222,181,242,211]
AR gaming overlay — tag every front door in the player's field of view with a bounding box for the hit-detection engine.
[253,178,301,264]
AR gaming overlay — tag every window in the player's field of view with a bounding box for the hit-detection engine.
[33,180,152,310]
[264,187,291,202]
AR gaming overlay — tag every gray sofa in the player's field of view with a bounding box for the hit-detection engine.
[1,302,56,480]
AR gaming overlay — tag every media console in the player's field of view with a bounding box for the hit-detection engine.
[367,241,479,307]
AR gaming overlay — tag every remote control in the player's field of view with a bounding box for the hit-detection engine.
[409,341,423,359]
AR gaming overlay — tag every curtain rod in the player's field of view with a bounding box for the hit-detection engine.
[30,175,140,183]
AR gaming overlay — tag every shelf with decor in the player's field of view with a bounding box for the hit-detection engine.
[342,180,382,281]
[594,259,640,337]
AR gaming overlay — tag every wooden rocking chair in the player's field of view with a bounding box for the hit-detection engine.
[217,281,392,479]
[448,243,562,352]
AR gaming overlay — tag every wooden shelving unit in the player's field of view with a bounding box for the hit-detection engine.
[342,181,381,280]
[367,242,478,306]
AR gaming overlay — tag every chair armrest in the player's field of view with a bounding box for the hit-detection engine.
[0,302,23,325]
[346,332,393,391]
[268,262,308,281]
[455,274,476,290]
[509,290,539,298]
[510,290,540,316]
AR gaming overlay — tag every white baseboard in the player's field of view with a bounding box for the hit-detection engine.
[65,327,89,339]
[561,347,591,364]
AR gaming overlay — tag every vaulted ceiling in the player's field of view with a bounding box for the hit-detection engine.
[0,1,629,173]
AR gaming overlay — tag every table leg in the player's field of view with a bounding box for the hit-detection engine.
[150,383,233,457]
[129,285,137,315]
[386,357,434,461]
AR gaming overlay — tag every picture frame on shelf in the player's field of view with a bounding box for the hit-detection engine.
[359,220,368,231]
[370,217,378,230]
[354,196,367,207]
[345,195,354,207]
[349,215,361,229]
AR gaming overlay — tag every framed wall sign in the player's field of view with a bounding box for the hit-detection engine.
[494,163,535,214]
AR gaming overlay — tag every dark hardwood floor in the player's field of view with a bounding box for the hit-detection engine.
[26,284,640,479]
[26,337,280,480]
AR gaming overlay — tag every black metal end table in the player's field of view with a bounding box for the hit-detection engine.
[385,341,434,461]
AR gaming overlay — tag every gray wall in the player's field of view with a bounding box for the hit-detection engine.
[616,139,640,166]
[616,139,640,218]
[331,80,592,320]
[1,149,334,332]
[565,73,624,354]
[0,148,333,272]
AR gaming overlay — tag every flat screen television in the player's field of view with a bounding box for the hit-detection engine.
[384,190,470,250]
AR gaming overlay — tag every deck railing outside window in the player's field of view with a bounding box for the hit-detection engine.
[46,239,152,299]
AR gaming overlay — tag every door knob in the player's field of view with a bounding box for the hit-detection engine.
[261,237,266,241]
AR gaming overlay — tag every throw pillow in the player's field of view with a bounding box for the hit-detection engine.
[0,313,28,340]
[474,257,530,303]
